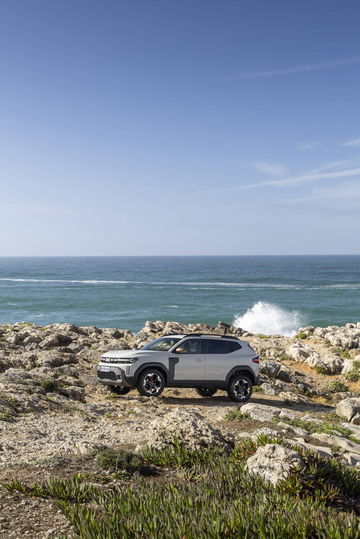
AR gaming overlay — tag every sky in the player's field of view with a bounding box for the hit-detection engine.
[0,0,359,256]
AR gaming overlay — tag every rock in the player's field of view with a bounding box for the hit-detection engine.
[342,359,360,375]
[291,438,333,458]
[245,443,304,484]
[305,353,343,374]
[142,408,233,451]
[240,403,281,422]
[276,366,294,383]
[260,361,281,378]
[236,427,281,441]
[342,452,360,467]
[336,398,360,422]
[309,433,360,455]
[286,343,319,363]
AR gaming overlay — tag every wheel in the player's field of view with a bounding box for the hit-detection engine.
[108,386,131,395]
[227,374,252,403]
[195,387,218,398]
[137,369,165,397]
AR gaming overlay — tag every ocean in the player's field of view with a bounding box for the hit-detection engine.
[0,256,359,336]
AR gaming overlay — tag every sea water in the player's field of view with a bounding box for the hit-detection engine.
[0,256,359,335]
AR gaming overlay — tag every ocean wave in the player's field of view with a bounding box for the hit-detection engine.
[233,301,305,337]
[1,278,360,290]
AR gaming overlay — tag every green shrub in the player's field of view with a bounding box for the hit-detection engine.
[6,440,360,538]
[295,332,307,339]
[40,380,58,392]
[329,381,349,392]
[224,410,251,421]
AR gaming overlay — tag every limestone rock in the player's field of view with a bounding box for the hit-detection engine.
[245,443,303,484]
[240,403,281,422]
[142,408,233,451]
[336,398,360,422]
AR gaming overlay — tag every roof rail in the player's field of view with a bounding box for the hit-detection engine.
[162,333,240,340]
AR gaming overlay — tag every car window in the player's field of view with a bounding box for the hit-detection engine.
[177,339,203,354]
[142,337,181,351]
[205,340,229,354]
[228,341,242,352]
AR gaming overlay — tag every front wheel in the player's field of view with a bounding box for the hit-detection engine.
[195,387,218,398]
[137,369,165,397]
[227,374,252,403]
[108,386,131,395]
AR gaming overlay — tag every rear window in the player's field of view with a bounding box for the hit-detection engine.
[228,341,241,352]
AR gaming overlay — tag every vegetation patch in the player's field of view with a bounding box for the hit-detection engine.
[295,332,307,339]
[345,362,360,382]
[5,438,360,537]
[276,415,360,444]
[329,380,349,392]
[224,410,252,421]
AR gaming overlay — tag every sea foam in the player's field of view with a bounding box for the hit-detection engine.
[233,301,304,337]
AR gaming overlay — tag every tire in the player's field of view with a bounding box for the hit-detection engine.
[108,386,131,395]
[227,374,252,403]
[195,387,218,398]
[137,369,165,397]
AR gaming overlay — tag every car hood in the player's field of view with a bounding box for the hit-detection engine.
[101,349,168,359]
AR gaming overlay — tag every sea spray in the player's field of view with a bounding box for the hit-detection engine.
[233,301,305,336]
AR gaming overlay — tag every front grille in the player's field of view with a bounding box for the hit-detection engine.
[98,371,117,381]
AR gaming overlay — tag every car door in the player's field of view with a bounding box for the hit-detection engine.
[171,338,205,381]
[204,339,231,381]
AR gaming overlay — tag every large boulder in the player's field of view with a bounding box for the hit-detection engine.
[240,403,281,422]
[336,398,360,423]
[286,343,319,363]
[245,443,304,484]
[305,353,343,374]
[142,408,233,451]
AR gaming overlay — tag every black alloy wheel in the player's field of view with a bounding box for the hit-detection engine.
[227,374,252,403]
[137,369,165,397]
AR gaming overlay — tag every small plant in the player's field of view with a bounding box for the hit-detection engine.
[224,410,251,421]
[314,365,329,375]
[295,332,307,340]
[95,448,144,476]
[345,362,360,383]
[0,412,15,422]
[342,350,351,359]
[329,381,349,392]
[257,334,269,339]
[40,380,58,393]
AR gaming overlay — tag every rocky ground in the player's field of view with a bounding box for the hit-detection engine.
[1,319,360,537]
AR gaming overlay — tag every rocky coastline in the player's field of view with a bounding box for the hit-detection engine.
[1,319,360,536]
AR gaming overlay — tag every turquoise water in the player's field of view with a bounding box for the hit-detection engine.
[0,256,359,334]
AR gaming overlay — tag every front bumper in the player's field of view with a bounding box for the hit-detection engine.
[97,365,134,387]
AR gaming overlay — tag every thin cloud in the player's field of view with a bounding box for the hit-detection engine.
[237,57,360,79]
[253,162,288,176]
[297,142,320,150]
[342,137,360,147]
[214,166,360,193]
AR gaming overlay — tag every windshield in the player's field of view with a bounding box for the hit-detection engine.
[142,337,182,351]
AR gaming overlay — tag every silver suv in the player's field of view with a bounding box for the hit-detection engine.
[97,333,260,402]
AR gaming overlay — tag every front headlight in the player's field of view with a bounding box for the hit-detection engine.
[101,357,139,364]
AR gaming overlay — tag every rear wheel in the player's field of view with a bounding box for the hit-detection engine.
[227,374,252,403]
[108,386,131,395]
[195,387,218,398]
[137,369,165,397]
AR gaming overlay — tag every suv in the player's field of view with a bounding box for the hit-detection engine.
[97,334,260,402]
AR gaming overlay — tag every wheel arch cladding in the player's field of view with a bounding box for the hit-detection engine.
[227,367,255,385]
[135,363,168,384]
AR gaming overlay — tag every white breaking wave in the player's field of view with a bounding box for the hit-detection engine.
[233,301,305,336]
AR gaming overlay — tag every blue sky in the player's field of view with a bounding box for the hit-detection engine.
[0,0,359,255]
